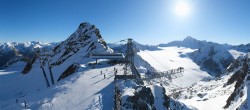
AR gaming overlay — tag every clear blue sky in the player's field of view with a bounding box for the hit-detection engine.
[0,0,250,45]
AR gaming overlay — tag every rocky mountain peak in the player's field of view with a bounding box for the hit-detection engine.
[53,22,110,54]
[78,22,91,29]
[22,22,112,82]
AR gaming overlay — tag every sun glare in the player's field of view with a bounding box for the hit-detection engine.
[174,1,191,17]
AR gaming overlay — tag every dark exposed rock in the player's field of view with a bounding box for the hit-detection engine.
[224,54,249,108]
[123,86,156,110]
[57,63,79,82]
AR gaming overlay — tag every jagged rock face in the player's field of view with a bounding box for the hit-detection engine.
[223,53,250,109]
[226,54,249,73]
[123,86,156,110]
[189,43,234,76]
[0,42,55,68]
[57,63,80,81]
[53,22,110,54]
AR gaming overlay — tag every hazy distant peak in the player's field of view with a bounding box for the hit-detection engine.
[183,36,197,41]
[158,36,205,49]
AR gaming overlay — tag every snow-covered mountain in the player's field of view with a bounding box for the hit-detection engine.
[231,43,250,53]
[158,36,231,49]
[0,22,116,109]
[222,53,250,109]
[158,36,207,49]
[22,22,112,81]
[0,41,56,68]
[189,43,235,76]
[1,22,250,110]
[110,40,160,53]
[158,36,235,76]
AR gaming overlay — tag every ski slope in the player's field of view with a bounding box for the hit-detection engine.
[138,46,211,87]
[38,63,119,110]
[0,60,125,110]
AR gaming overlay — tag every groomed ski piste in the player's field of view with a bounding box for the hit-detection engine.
[0,59,128,109]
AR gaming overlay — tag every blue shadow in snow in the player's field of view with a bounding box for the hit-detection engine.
[95,82,114,110]
[179,54,187,58]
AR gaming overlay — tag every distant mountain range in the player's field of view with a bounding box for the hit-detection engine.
[157,36,250,76]
[0,41,58,68]
[1,22,250,110]
[1,36,250,76]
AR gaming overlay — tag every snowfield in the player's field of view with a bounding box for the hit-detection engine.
[38,62,119,110]
[0,45,247,110]
[178,74,236,110]
[137,46,242,110]
[138,46,211,87]
[0,60,125,110]
[1,33,249,110]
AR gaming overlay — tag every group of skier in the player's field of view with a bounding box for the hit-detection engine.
[100,67,119,79]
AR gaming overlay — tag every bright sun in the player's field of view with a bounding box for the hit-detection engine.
[174,1,191,17]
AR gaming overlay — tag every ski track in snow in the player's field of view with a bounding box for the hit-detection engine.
[0,62,126,110]
[41,64,126,110]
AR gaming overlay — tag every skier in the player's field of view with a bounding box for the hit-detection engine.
[24,100,27,108]
[101,70,102,75]
[114,69,117,76]
[104,74,106,79]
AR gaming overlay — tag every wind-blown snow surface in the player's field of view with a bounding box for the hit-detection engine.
[0,60,125,110]
[138,46,211,87]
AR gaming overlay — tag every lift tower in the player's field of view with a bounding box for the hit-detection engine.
[124,38,135,78]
